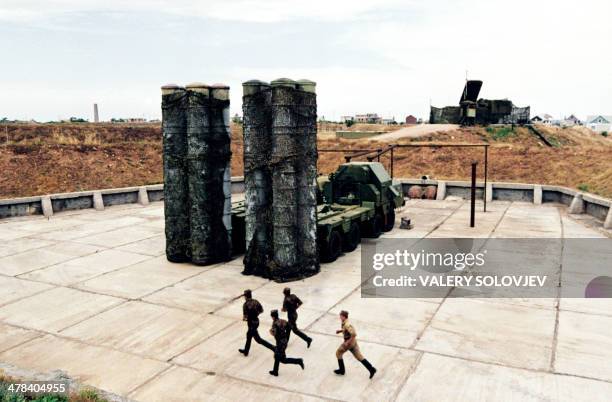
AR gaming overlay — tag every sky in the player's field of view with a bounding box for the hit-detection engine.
[1,0,611,122]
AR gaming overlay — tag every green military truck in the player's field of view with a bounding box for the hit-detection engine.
[231,162,404,263]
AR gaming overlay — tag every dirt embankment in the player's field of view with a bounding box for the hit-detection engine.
[1,123,611,199]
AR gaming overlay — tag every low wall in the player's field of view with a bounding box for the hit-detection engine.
[1,176,610,229]
[396,178,611,228]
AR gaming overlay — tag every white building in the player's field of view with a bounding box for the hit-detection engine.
[531,114,555,125]
[585,115,612,133]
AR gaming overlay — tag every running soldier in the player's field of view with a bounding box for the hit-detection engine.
[334,310,377,379]
[269,309,305,376]
[239,289,275,356]
[281,287,312,347]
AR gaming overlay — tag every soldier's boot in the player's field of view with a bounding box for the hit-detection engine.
[269,358,280,376]
[239,335,252,356]
[306,337,312,348]
[334,359,345,375]
[360,359,377,379]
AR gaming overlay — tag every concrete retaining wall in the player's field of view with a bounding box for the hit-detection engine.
[0,179,243,219]
[1,176,611,229]
[396,178,612,228]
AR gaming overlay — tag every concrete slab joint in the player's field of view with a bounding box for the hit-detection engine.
[40,196,53,217]
[436,181,446,200]
[533,185,543,205]
[137,187,150,206]
[93,191,104,211]
[568,193,585,214]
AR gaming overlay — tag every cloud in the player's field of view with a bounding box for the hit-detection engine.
[0,0,414,23]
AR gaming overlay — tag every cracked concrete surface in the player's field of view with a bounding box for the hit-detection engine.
[0,199,610,401]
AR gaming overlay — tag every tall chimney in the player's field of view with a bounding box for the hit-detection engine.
[93,103,99,123]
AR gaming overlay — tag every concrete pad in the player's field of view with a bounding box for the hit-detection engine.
[0,276,53,306]
[0,334,168,397]
[31,216,149,241]
[555,310,612,382]
[0,287,123,332]
[116,234,166,256]
[309,292,440,348]
[63,301,234,360]
[175,325,420,402]
[0,242,102,276]
[20,249,151,286]
[416,298,555,370]
[559,298,612,317]
[144,265,269,313]
[72,226,159,248]
[397,353,612,402]
[76,256,206,299]
[0,322,41,353]
[130,366,323,402]
[0,237,55,258]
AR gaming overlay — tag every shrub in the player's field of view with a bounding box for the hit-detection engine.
[578,184,589,192]
[602,131,608,137]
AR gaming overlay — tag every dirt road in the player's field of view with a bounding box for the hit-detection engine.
[372,124,459,141]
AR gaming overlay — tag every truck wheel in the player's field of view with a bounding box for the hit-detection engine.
[321,230,342,263]
[366,214,383,238]
[383,208,395,232]
[343,222,360,252]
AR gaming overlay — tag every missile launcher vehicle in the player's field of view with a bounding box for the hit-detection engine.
[232,161,404,263]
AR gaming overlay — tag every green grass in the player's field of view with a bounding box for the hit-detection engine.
[486,126,515,141]
[577,183,590,192]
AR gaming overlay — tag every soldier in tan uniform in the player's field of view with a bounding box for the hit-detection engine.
[334,310,377,378]
[239,289,275,356]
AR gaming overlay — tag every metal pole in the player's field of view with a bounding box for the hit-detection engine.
[483,145,488,212]
[390,145,394,178]
[470,161,477,228]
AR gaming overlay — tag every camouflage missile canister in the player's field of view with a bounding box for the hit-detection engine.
[209,84,233,261]
[161,84,190,262]
[185,83,232,265]
[295,79,319,275]
[270,78,299,278]
[242,80,273,276]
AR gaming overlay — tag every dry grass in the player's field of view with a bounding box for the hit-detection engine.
[1,122,611,199]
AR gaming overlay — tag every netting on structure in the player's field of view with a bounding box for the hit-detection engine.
[162,84,232,266]
[242,80,320,282]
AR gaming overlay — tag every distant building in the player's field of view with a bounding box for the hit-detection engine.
[586,115,612,132]
[381,117,396,125]
[405,115,418,125]
[531,114,554,125]
[341,115,354,123]
[560,114,581,127]
[354,113,382,124]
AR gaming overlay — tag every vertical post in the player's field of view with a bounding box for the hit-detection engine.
[470,161,477,228]
[390,145,394,178]
[483,145,488,212]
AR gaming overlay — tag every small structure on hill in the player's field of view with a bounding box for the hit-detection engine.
[430,80,530,125]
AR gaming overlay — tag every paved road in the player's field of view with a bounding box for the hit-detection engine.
[372,124,458,141]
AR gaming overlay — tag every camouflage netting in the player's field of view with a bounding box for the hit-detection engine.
[162,86,191,262]
[242,79,319,282]
[162,83,232,266]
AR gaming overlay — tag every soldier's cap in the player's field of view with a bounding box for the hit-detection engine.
[340,310,349,318]
[270,309,279,318]
[244,289,252,298]
[283,287,290,295]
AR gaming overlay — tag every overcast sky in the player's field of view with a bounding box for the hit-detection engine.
[1,0,611,122]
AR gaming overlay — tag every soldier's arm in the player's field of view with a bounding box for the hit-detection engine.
[295,296,303,308]
[242,303,247,321]
[281,299,287,312]
[343,325,357,347]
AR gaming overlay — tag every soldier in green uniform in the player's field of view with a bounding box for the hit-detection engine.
[239,289,275,356]
[281,287,312,347]
[334,310,377,379]
[269,309,305,376]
